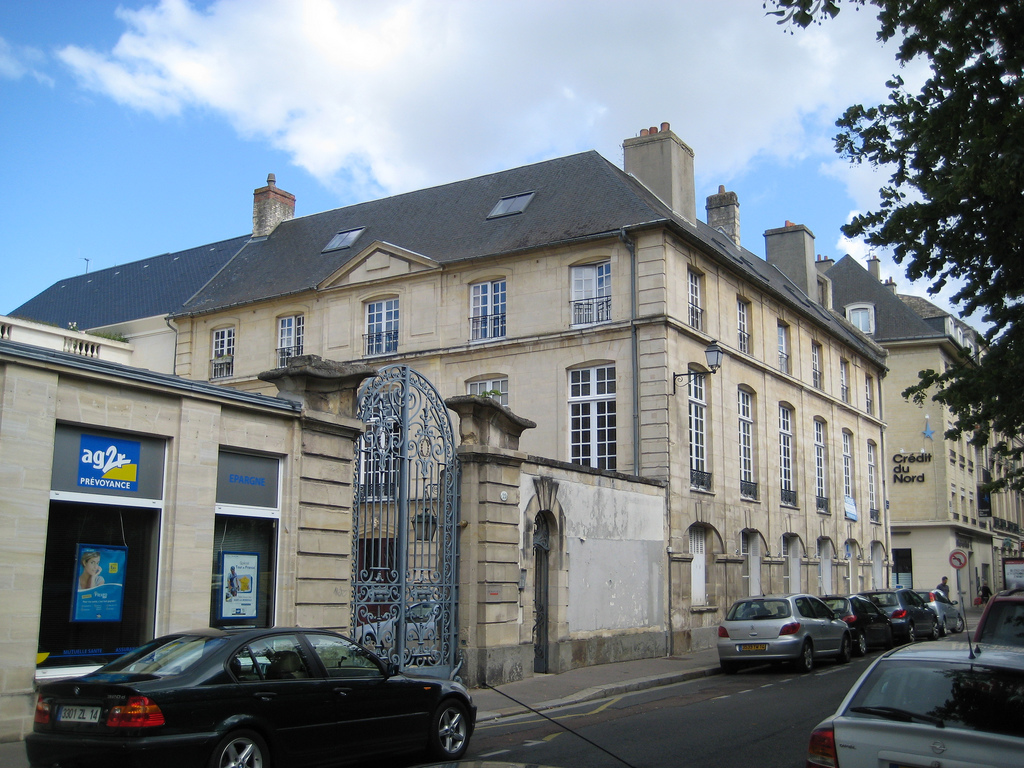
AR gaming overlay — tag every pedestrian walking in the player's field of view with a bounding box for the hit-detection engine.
[936,576,950,597]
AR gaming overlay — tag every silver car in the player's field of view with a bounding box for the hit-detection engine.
[916,589,965,635]
[807,644,1024,768]
[717,594,852,674]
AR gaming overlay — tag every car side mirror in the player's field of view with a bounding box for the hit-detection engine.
[952,600,958,605]
[387,662,401,677]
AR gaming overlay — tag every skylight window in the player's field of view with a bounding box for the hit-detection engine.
[323,227,365,252]
[488,192,535,219]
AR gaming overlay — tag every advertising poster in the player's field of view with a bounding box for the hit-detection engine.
[78,434,141,492]
[220,552,259,619]
[1004,558,1024,591]
[71,543,128,622]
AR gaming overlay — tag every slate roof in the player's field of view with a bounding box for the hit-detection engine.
[826,255,942,343]
[10,236,248,330]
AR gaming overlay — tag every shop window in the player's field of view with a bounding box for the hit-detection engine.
[211,515,277,628]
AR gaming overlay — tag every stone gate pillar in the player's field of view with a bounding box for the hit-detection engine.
[445,395,536,687]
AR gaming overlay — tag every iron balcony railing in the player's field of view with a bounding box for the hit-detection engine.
[364,330,398,356]
[816,495,831,515]
[470,313,506,340]
[690,469,713,492]
[812,368,823,389]
[866,396,874,415]
[781,487,798,506]
[738,330,750,354]
[688,303,704,331]
[277,344,303,367]
[570,296,611,325]
[841,385,850,403]
[740,479,759,500]
[870,508,881,523]
[210,355,234,379]
[778,351,790,374]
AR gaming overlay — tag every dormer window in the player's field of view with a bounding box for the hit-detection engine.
[846,303,874,333]
[323,227,365,252]
[487,192,535,219]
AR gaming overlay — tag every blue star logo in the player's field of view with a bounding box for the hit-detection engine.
[923,423,935,439]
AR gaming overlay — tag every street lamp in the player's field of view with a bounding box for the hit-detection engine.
[672,340,724,394]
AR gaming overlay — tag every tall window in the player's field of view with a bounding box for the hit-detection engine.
[865,375,875,415]
[569,365,616,470]
[365,298,399,356]
[571,262,611,325]
[840,359,850,403]
[470,279,506,340]
[777,324,790,374]
[867,441,878,518]
[811,342,823,389]
[737,299,751,354]
[211,327,235,379]
[814,419,828,513]
[779,405,795,505]
[277,314,304,367]
[689,373,710,490]
[843,430,854,499]
[688,271,704,331]
[468,377,509,407]
[738,389,756,499]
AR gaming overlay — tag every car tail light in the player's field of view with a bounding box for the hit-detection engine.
[841,615,857,624]
[34,695,51,725]
[106,696,165,728]
[718,625,730,638]
[780,622,801,635]
[891,608,907,619]
[807,724,838,767]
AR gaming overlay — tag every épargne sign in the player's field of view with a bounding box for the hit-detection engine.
[892,452,931,484]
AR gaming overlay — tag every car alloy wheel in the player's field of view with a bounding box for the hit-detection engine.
[795,641,814,673]
[209,729,268,768]
[428,699,470,760]
[906,623,916,643]
[953,615,965,633]
[855,632,868,657]
[837,634,852,664]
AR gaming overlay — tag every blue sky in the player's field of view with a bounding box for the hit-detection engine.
[1,0,945,320]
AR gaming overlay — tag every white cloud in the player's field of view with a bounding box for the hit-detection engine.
[53,0,904,198]
[0,36,55,86]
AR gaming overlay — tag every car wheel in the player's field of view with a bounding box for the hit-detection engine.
[836,634,852,664]
[926,618,939,641]
[906,623,916,644]
[953,615,965,633]
[428,699,471,760]
[854,631,868,657]
[208,729,269,768]
[794,641,814,673]
[937,619,947,638]
[720,660,740,675]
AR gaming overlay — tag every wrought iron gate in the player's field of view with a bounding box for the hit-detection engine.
[351,365,461,679]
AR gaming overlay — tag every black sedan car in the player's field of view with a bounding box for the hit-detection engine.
[858,588,939,644]
[822,595,895,655]
[26,627,476,768]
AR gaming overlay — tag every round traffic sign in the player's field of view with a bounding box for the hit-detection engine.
[949,549,968,570]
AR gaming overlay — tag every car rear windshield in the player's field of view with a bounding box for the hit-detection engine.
[101,635,230,677]
[846,658,1024,737]
[864,592,898,608]
[823,598,848,612]
[726,599,791,621]
[978,601,1024,646]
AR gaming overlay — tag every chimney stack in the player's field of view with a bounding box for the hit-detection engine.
[706,185,740,246]
[253,173,295,237]
[623,122,697,224]
[867,256,881,280]
[764,221,817,299]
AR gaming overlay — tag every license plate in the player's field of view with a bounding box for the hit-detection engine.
[738,643,767,652]
[58,705,101,724]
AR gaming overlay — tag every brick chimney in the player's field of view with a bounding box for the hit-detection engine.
[867,256,881,280]
[706,185,740,246]
[764,221,817,299]
[253,173,295,237]
[623,122,697,224]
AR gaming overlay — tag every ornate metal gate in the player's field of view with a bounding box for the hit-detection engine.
[351,365,461,679]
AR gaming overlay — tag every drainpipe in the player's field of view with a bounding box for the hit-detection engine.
[619,228,641,474]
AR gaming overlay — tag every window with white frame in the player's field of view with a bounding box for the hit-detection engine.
[840,359,850,403]
[689,373,709,490]
[865,374,875,415]
[847,304,874,333]
[211,327,235,379]
[689,526,707,606]
[467,377,509,407]
[814,419,828,507]
[570,262,611,325]
[867,441,878,513]
[688,270,703,331]
[811,342,823,389]
[737,299,751,354]
[777,323,790,374]
[470,279,506,340]
[365,298,399,356]
[780,405,795,504]
[569,365,616,470]
[843,430,854,499]
[277,314,304,367]
[738,389,756,499]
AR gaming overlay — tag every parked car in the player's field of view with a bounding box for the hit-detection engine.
[807,644,1024,768]
[717,594,852,674]
[916,589,965,635]
[26,627,475,768]
[822,594,895,655]
[974,588,1024,647]
[858,588,938,643]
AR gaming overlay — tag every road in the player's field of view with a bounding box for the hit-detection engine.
[460,641,946,768]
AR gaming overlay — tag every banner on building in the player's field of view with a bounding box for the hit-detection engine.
[71,543,127,622]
